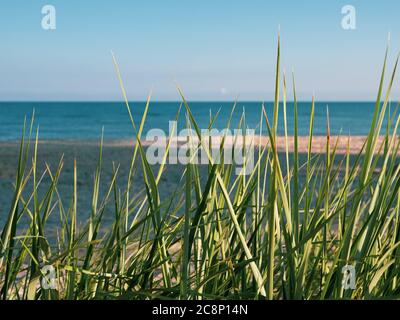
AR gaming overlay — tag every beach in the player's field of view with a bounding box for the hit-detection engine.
[96,135,380,154]
[0,135,381,226]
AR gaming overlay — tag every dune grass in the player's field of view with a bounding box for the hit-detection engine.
[1,37,400,300]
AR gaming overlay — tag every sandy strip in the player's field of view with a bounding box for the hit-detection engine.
[0,135,391,155]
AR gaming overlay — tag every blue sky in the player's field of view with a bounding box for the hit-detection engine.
[0,0,400,101]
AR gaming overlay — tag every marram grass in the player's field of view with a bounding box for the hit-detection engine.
[1,38,400,300]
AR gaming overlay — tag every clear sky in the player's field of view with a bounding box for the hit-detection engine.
[1,0,400,101]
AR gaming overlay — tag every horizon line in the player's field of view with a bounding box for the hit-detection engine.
[0,100,381,103]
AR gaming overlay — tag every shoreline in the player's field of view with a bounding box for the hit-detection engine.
[0,135,389,155]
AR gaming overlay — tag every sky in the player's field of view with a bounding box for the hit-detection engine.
[0,0,400,101]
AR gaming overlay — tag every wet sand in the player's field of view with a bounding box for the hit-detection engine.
[0,136,383,226]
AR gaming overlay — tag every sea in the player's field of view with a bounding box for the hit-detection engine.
[0,101,387,227]
[0,101,386,140]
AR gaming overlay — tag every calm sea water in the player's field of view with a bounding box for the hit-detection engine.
[0,101,382,140]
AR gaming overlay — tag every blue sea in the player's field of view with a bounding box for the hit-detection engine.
[0,101,384,140]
